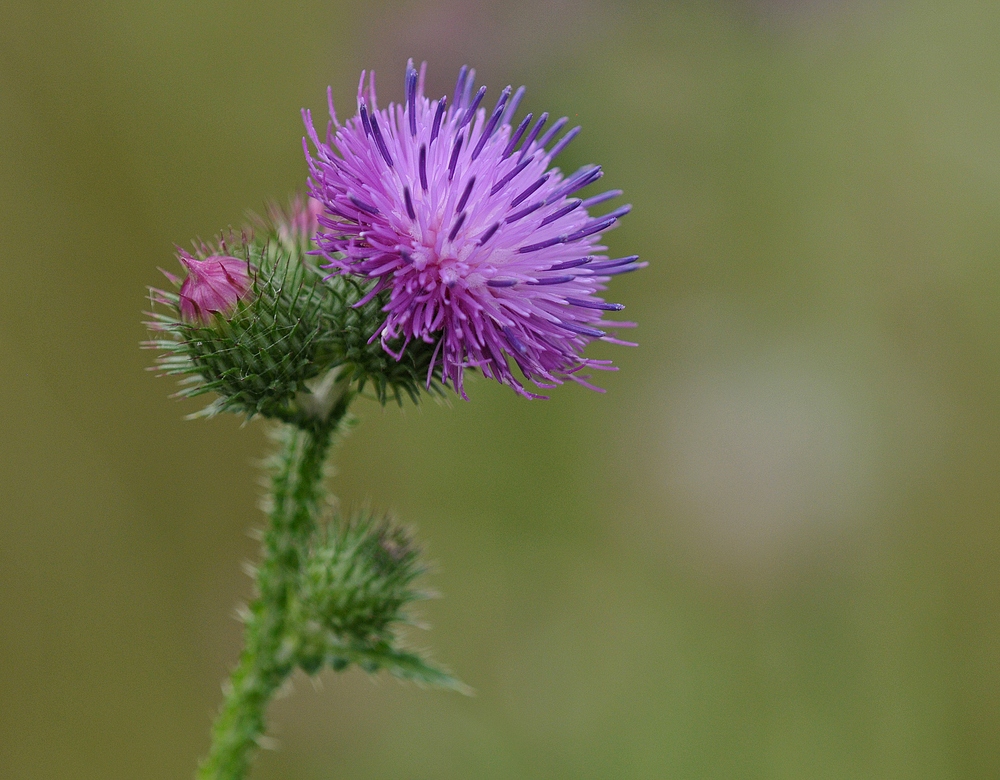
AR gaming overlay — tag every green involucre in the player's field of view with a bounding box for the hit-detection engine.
[147,228,444,422]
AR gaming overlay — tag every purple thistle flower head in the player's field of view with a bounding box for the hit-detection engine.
[175,251,252,325]
[304,62,643,398]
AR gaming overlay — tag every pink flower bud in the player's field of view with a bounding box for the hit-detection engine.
[273,195,323,246]
[177,251,252,324]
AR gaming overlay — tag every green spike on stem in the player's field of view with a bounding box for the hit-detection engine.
[197,413,340,780]
[197,398,465,780]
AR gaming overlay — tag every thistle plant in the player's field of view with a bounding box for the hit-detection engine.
[145,61,640,780]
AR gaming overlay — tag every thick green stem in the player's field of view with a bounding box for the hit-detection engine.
[197,394,351,780]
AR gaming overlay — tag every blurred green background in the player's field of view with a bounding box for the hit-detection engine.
[2,0,999,777]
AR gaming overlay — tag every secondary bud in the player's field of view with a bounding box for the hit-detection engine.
[177,251,252,324]
[294,513,426,657]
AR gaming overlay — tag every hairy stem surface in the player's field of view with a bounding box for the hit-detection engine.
[197,395,350,780]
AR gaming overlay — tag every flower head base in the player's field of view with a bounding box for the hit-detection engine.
[305,62,643,398]
[176,251,252,324]
[146,212,446,421]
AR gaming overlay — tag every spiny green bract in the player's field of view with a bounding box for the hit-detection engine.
[145,225,444,421]
[294,512,425,648]
[289,512,467,691]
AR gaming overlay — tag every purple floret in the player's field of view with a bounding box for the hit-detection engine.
[304,62,643,399]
